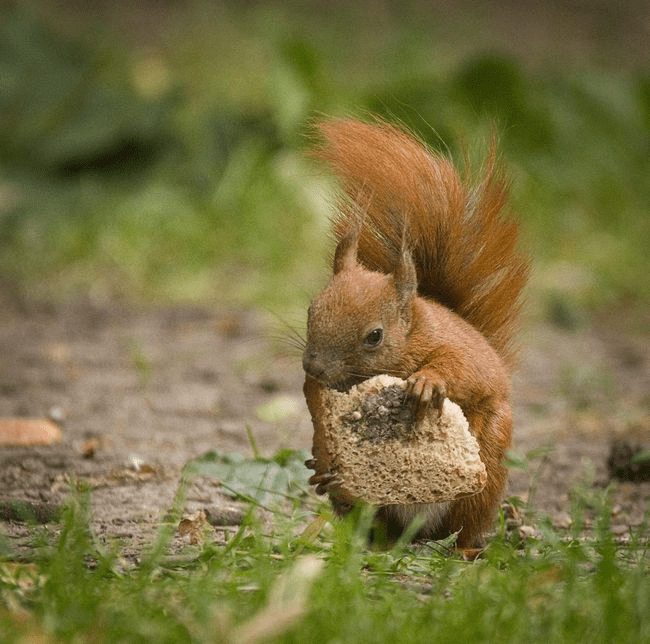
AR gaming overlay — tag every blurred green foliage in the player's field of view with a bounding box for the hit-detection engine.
[0,2,648,313]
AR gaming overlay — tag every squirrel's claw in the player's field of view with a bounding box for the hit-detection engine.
[406,372,446,421]
[309,471,343,495]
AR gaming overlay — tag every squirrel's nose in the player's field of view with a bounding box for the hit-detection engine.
[302,350,326,379]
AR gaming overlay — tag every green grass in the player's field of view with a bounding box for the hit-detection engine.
[1,478,649,643]
[1,2,649,314]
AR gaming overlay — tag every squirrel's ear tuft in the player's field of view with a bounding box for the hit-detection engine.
[332,205,366,275]
[393,248,417,314]
[332,230,359,274]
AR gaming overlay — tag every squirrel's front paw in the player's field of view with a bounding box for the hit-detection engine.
[406,371,446,421]
[308,469,343,496]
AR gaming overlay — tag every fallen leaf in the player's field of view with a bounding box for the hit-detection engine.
[178,510,209,545]
[0,418,62,447]
[184,449,312,506]
[80,438,100,458]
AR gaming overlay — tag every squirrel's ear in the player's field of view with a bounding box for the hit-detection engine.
[332,230,359,274]
[393,248,417,314]
[333,205,366,274]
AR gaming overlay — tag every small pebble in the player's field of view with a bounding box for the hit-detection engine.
[48,407,66,424]
[554,511,573,529]
[518,524,539,539]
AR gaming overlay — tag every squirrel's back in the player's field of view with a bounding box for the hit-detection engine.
[313,118,529,367]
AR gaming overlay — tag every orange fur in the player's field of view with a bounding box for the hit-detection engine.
[303,118,529,548]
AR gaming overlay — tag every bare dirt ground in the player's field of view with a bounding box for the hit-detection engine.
[1,294,649,560]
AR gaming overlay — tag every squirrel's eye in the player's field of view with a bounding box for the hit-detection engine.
[364,328,383,347]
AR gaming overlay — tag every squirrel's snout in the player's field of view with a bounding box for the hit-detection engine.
[303,349,350,391]
[302,350,326,379]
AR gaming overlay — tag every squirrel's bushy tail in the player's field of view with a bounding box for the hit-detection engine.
[313,118,529,367]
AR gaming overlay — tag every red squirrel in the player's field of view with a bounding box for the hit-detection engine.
[302,118,529,548]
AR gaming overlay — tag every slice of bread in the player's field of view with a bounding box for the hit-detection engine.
[310,375,486,505]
